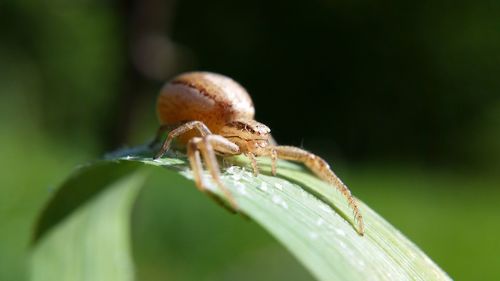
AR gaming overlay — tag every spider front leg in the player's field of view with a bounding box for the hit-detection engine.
[246,152,259,176]
[187,135,240,209]
[186,138,204,189]
[253,148,277,176]
[269,148,277,176]
[271,145,364,235]
[244,146,276,176]
[154,121,212,159]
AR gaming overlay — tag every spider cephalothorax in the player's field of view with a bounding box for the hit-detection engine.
[152,71,364,235]
[220,120,271,153]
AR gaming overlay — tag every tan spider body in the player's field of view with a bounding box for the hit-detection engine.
[153,72,364,235]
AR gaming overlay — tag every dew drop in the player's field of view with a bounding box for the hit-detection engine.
[204,182,217,192]
[225,166,239,174]
[281,201,288,209]
[335,228,346,237]
[308,232,319,240]
[258,182,268,192]
[274,182,283,190]
[234,182,247,195]
[319,203,333,214]
[299,188,309,198]
[271,194,288,209]
[231,174,242,181]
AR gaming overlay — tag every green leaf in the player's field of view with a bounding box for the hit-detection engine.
[31,167,146,281]
[33,161,145,242]
[32,146,452,281]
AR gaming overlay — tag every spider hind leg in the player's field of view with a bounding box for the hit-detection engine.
[269,145,364,235]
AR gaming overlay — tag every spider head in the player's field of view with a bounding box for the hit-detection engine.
[220,120,271,153]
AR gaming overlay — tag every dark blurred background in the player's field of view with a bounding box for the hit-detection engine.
[1,0,499,280]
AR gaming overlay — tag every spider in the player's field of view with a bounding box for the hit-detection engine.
[152,71,364,235]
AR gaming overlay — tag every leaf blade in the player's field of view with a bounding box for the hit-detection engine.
[33,147,452,281]
[31,171,146,281]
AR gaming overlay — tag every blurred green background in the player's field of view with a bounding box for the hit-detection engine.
[1,0,499,280]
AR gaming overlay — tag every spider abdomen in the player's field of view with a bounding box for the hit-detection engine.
[157,72,255,144]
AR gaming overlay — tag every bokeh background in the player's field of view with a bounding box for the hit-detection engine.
[1,0,499,280]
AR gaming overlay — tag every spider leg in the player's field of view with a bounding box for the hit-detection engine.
[258,148,277,176]
[196,135,240,209]
[154,121,212,159]
[187,137,204,190]
[150,121,198,147]
[246,152,259,176]
[272,145,364,235]
[269,148,277,176]
[149,124,171,148]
